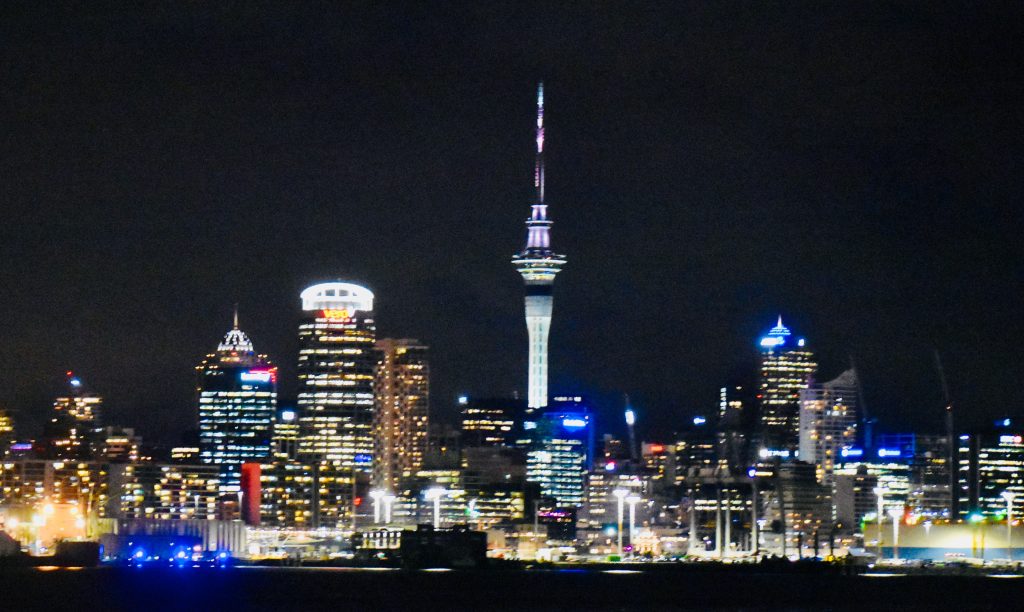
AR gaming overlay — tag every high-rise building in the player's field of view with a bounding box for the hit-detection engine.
[526,396,594,508]
[296,282,377,524]
[373,338,429,492]
[757,317,816,451]
[296,282,377,465]
[196,312,277,486]
[798,369,859,484]
[459,397,524,447]
[43,373,102,459]
[957,428,1024,518]
[511,83,566,415]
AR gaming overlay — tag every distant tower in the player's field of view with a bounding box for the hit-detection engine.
[512,82,566,414]
[758,316,817,452]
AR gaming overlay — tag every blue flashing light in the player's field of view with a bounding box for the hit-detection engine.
[692,416,707,426]
[458,395,469,405]
[218,552,228,559]
[523,421,537,430]
[70,378,82,387]
[605,461,617,472]
[354,453,372,465]
[134,549,145,559]
[562,418,587,430]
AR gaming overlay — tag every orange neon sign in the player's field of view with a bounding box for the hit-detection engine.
[321,309,350,320]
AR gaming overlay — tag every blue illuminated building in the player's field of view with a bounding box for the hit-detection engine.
[526,396,595,508]
[197,310,277,488]
[757,316,816,452]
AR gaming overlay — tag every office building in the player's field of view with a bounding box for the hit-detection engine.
[0,410,14,457]
[511,83,566,414]
[196,312,277,482]
[296,282,377,523]
[798,369,858,484]
[957,428,1024,518]
[373,338,430,492]
[758,317,816,451]
[526,397,594,508]
[459,397,524,447]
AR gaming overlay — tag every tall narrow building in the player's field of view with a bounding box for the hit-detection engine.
[372,338,429,492]
[296,282,377,467]
[758,316,817,452]
[511,82,566,414]
[196,310,277,486]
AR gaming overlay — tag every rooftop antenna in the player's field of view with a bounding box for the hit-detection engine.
[233,303,239,329]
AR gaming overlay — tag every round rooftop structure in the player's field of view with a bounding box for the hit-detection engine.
[300,282,374,313]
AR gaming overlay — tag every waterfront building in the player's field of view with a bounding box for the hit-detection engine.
[196,313,277,483]
[111,463,222,520]
[373,339,429,492]
[757,317,816,452]
[525,397,594,508]
[957,428,1024,518]
[0,460,109,514]
[798,369,858,485]
[511,83,566,415]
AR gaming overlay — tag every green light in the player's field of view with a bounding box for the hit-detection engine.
[969,512,985,523]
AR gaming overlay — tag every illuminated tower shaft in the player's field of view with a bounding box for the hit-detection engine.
[512,83,566,413]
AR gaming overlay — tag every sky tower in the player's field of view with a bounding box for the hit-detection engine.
[512,82,566,414]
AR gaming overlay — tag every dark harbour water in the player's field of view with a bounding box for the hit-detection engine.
[0,566,1022,611]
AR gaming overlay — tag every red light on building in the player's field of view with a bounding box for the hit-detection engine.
[649,443,665,454]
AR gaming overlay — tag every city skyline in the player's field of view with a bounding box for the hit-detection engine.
[3,4,1022,444]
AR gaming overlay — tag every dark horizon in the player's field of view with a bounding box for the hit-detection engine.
[3,4,1023,444]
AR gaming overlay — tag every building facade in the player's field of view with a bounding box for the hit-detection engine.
[798,369,858,484]
[526,397,594,508]
[957,429,1024,518]
[295,282,377,525]
[197,314,277,486]
[373,338,429,492]
[758,317,816,452]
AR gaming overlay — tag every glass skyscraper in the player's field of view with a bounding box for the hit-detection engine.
[196,314,277,487]
[757,316,817,452]
[526,396,594,508]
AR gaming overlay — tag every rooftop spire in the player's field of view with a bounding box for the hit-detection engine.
[233,303,239,329]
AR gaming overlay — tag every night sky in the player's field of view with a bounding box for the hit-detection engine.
[2,3,1023,444]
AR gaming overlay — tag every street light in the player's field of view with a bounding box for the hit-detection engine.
[1002,490,1016,561]
[873,487,886,560]
[887,507,901,561]
[425,487,445,529]
[626,494,641,557]
[369,490,384,524]
[612,489,629,558]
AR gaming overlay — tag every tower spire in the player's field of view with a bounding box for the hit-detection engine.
[535,82,544,205]
[233,303,239,329]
